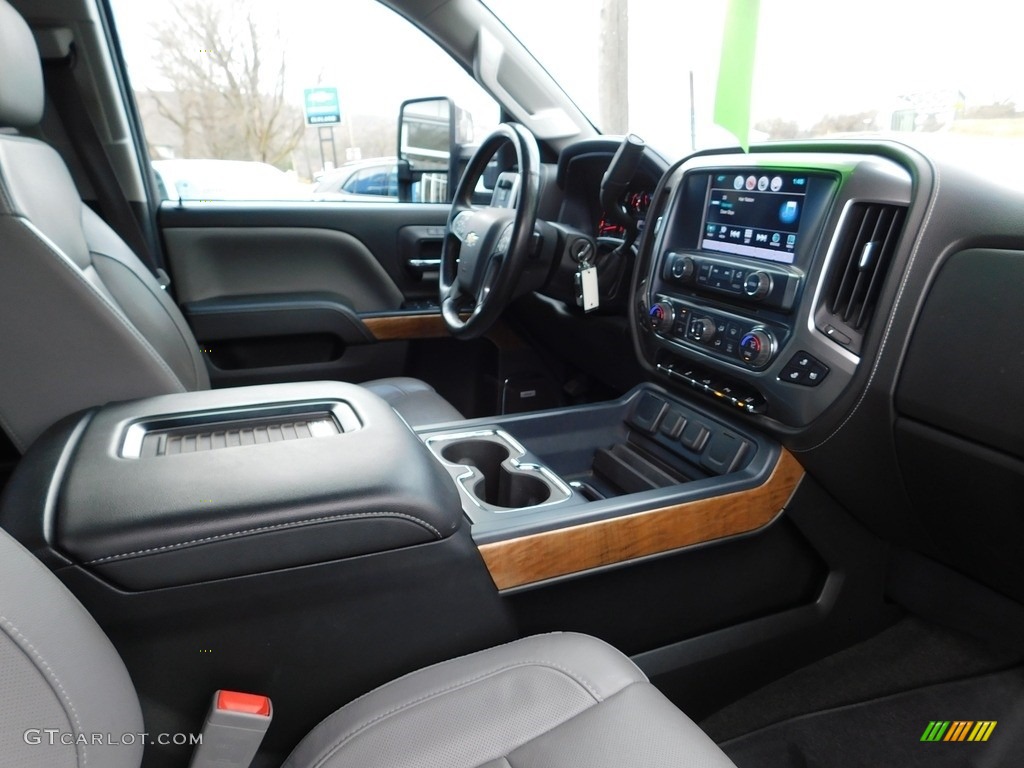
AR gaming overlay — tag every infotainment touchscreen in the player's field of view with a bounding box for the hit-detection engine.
[700,171,808,264]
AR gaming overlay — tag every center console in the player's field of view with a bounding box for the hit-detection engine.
[0,369,810,768]
[418,383,802,590]
[632,152,913,427]
[0,382,516,766]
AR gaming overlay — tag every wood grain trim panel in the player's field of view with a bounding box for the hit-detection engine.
[477,449,804,590]
[363,314,527,350]
[363,314,451,341]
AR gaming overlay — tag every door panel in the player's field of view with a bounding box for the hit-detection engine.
[160,203,450,304]
[159,203,452,388]
[166,227,405,310]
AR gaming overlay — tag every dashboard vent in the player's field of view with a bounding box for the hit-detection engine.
[817,202,906,354]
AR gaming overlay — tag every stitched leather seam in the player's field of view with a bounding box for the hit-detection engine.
[90,250,205,390]
[1,615,88,766]
[503,680,648,760]
[84,511,442,564]
[306,660,606,768]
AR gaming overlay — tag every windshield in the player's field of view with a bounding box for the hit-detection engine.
[485,0,1024,159]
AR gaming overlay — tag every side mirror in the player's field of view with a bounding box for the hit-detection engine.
[397,97,460,203]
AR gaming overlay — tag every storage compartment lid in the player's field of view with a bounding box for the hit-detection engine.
[51,382,462,589]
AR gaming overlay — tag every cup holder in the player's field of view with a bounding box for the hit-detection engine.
[440,439,510,472]
[441,438,552,508]
[430,432,569,512]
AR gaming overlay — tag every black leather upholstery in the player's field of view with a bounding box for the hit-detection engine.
[53,382,464,590]
[363,376,464,426]
[0,0,460,451]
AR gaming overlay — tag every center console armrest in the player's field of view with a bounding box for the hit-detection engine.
[2,382,462,589]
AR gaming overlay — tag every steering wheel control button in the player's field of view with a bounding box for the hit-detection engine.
[739,328,775,367]
[451,211,472,241]
[496,224,514,255]
[779,351,830,386]
[628,393,668,434]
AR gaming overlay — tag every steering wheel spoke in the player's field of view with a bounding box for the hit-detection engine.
[439,123,540,339]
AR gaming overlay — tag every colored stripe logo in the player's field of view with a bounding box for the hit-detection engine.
[921,721,997,742]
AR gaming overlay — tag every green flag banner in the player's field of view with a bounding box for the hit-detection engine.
[714,0,761,152]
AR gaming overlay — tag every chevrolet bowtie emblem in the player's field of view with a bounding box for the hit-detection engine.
[466,232,479,246]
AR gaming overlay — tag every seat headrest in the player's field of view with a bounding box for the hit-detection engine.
[0,0,45,129]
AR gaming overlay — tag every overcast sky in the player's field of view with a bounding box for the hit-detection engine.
[110,0,1024,159]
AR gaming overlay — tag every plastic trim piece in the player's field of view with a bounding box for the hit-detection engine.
[120,400,360,459]
[423,428,573,515]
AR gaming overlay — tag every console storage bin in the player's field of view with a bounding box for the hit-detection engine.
[4,381,462,589]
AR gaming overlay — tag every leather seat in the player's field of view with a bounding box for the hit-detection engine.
[0,526,736,768]
[0,0,460,452]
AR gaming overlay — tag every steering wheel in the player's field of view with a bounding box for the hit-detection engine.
[440,123,540,339]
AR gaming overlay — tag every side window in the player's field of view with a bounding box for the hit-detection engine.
[108,0,499,202]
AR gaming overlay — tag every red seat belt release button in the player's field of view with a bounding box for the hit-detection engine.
[188,690,273,768]
[217,690,272,717]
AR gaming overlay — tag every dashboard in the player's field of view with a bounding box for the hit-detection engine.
[544,136,1024,603]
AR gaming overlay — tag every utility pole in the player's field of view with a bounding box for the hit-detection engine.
[598,0,628,134]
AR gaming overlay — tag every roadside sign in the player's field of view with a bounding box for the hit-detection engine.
[304,87,341,126]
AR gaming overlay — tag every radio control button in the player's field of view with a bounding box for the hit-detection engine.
[743,271,773,300]
[669,254,696,280]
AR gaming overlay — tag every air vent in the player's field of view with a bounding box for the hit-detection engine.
[816,202,906,354]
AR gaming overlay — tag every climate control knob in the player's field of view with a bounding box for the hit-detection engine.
[739,328,775,367]
[688,316,716,343]
[669,254,696,281]
[743,271,773,300]
[647,302,675,332]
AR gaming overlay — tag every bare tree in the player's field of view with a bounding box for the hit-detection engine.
[149,0,305,166]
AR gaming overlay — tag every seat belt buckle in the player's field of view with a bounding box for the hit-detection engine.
[155,268,172,291]
[188,690,272,768]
